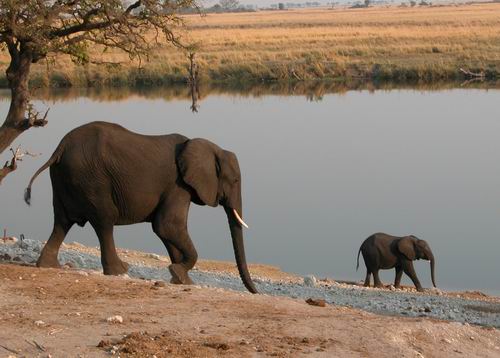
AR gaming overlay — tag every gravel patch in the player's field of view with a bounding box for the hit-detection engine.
[1,238,499,328]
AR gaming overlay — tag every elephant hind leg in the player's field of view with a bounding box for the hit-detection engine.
[363,270,371,287]
[37,192,73,268]
[91,223,129,275]
[373,270,384,288]
[37,220,73,269]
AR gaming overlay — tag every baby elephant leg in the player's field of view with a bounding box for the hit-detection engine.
[373,270,384,288]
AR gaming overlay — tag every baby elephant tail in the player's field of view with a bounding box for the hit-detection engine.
[356,247,362,271]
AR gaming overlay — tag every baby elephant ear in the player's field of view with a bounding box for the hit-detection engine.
[398,237,416,260]
[177,138,219,207]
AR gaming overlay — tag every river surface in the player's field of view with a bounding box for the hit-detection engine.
[1,86,499,295]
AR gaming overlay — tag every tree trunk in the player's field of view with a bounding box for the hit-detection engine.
[0,48,33,155]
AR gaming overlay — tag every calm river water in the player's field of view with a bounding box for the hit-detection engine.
[1,86,499,295]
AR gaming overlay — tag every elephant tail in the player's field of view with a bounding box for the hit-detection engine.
[356,247,362,271]
[24,144,64,205]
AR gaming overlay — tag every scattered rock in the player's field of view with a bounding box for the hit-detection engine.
[106,315,123,324]
[97,339,111,348]
[148,253,161,260]
[428,287,443,295]
[154,281,166,287]
[204,342,230,350]
[0,253,12,260]
[34,320,45,327]
[306,298,326,307]
[303,275,318,287]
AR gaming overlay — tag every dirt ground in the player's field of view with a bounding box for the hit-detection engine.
[1,263,499,357]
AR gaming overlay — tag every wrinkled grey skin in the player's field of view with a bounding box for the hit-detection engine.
[25,121,258,293]
[357,233,436,292]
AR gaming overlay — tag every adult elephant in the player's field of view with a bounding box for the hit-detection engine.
[25,121,258,293]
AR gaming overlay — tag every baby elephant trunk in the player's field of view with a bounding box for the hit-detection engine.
[430,255,436,288]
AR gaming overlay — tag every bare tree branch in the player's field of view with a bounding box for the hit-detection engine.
[0,0,198,171]
[0,145,39,184]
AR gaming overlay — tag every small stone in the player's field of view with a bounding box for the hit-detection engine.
[0,253,12,260]
[303,275,318,287]
[424,306,432,313]
[154,281,166,287]
[149,253,161,260]
[97,339,111,347]
[305,298,326,307]
[389,285,396,291]
[470,336,475,341]
[106,315,123,324]
[34,320,45,327]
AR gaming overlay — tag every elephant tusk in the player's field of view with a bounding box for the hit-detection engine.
[233,209,249,229]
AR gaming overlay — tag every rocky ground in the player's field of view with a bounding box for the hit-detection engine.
[0,238,500,357]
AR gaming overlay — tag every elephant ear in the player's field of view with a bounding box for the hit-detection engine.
[177,139,219,207]
[398,237,416,260]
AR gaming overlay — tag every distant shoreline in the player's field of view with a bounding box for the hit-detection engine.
[0,4,498,88]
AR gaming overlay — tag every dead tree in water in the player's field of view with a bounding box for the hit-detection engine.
[0,0,197,183]
[188,52,201,112]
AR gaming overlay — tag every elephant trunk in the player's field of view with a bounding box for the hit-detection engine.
[430,254,436,288]
[224,206,258,294]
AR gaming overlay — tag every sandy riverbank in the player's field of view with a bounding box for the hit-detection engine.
[1,239,500,356]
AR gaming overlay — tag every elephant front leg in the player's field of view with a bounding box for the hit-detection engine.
[164,232,197,285]
[37,221,73,269]
[152,198,197,285]
[92,224,129,275]
[160,239,194,285]
[402,260,423,292]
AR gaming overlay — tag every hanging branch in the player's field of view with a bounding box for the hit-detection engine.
[0,145,40,184]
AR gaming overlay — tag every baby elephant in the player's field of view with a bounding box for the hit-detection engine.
[356,233,436,292]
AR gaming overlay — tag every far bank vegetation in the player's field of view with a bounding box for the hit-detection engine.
[1,3,499,87]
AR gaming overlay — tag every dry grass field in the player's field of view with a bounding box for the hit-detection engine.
[1,3,499,86]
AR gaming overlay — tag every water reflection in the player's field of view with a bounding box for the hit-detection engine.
[0,84,499,295]
[3,79,498,105]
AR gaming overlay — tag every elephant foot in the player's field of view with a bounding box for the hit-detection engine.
[36,252,61,269]
[416,287,425,293]
[363,282,370,287]
[103,259,129,275]
[374,283,384,289]
[169,264,194,285]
